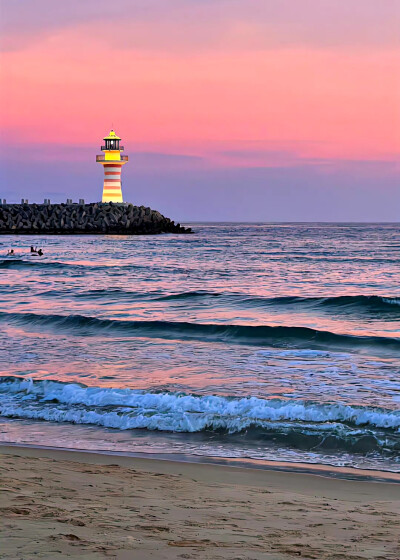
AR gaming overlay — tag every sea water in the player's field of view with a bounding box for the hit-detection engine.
[0,223,399,472]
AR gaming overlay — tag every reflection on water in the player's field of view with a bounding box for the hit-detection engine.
[0,223,399,471]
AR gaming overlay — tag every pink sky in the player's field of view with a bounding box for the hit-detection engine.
[0,1,399,220]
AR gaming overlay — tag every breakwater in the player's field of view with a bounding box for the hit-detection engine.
[0,203,192,235]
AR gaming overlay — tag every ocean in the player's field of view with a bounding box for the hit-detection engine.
[0,223,399,472]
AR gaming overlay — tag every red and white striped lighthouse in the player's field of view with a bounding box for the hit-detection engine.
[96,130,128,203]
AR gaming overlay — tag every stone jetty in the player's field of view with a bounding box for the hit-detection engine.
[0,202,192,235]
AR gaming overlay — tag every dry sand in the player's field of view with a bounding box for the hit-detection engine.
[1,445,399,560]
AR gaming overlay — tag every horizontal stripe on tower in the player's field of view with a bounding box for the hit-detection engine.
[104,172,121,176]
[103,166,122,170]
[104,178,121,182]
[103,187,122,192]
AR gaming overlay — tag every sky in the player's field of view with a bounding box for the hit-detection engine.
[0,0,399,221]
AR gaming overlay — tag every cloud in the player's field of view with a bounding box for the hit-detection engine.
[1,0,399,52]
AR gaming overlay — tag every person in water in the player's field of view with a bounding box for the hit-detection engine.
[7,249,15,256]
[37,249,43,256]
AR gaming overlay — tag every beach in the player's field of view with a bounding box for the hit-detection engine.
[2,0,399,557]
[1,224,399,558]
[1,445,399,560]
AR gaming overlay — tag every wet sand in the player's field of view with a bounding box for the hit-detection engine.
[1,445,399,559]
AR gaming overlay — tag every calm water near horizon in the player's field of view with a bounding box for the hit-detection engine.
[0,223,399,472]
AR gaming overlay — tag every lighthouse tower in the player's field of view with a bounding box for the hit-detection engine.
[96,130,128,203]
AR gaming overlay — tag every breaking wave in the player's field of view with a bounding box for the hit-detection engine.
[0,377,399,457]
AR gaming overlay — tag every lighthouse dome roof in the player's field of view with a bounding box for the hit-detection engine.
[103,129,121,140]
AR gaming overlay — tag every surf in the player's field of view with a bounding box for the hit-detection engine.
[0,377,399,458]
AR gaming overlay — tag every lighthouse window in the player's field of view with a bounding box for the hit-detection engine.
[104,138,120,150]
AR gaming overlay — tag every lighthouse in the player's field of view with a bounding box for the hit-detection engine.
[96,130,128,203]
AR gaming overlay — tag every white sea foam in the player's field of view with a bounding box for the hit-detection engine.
[0,378,399,433]
[383,298,400,306]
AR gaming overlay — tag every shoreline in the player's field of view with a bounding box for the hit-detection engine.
[2,442,400,484]
[1,443,400,559]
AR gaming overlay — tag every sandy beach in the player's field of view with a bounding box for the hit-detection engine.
[0,445,399,559]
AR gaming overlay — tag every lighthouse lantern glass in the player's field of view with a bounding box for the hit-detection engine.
[104,138,119,150]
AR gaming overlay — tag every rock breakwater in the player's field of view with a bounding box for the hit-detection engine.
[0,203,192,235]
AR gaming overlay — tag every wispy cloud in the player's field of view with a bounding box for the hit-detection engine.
[1,0,399,52]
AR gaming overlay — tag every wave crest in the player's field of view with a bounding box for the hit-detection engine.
[0,311,398,351]
[1,377,399,432]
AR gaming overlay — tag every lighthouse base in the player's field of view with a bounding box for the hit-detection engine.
[102,193,123,203]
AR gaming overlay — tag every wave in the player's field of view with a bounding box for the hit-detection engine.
[0,311,398,351]
[315,295,400,311]
[0,259,69,270]
[1,262,398,314]
[155,290,221,301]
[38,288,156,300]
[0,258,189,275]
[24,283,400,314]
[155,293,400,312]
[0,377,399,456]
[67,290,400,311]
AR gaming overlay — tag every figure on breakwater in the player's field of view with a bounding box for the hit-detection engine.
[96,130,128,203]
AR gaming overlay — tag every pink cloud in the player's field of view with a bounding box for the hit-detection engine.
[1,1,399,52]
